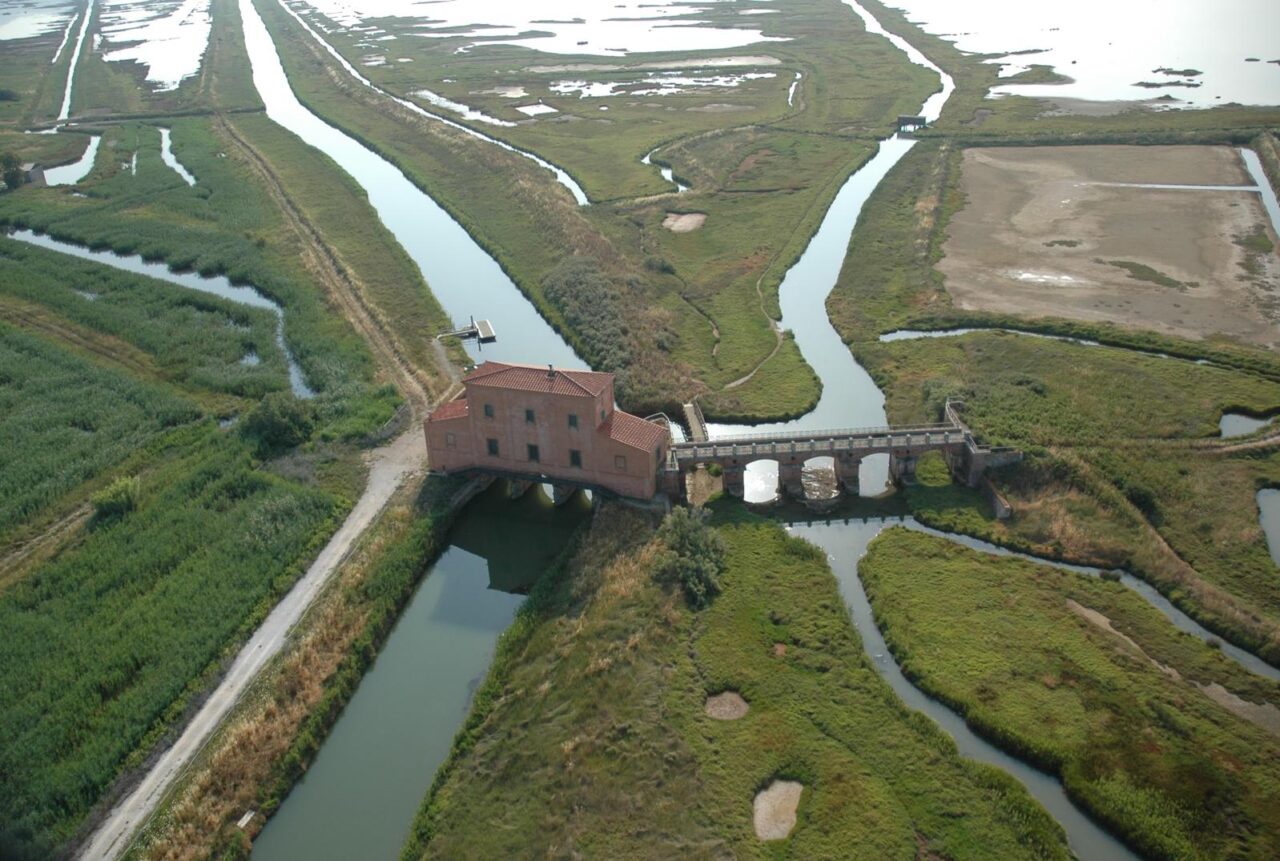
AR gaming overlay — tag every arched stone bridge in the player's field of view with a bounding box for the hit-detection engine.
[661,401,1020,501]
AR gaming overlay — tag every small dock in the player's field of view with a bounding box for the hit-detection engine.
[437,317,496,344]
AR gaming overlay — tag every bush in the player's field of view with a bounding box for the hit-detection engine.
[2,153,21,193]
[91,476,141,520]
[241,392,314,454]
[656,506,725,609]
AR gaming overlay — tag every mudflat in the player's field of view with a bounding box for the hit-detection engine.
[940,145,1280,347]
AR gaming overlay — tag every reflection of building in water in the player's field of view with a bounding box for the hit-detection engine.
[448,480,591,593]
[425,362,670,500]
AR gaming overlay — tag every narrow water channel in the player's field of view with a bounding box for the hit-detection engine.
[705,0,954,499]
[1257,489,1280,567]
[241,0,581,370]
[10,229,314,397]
[250,483,590,861]
[57,0,93,121]
[794,518,1137,861]
[268,0,589,206]
[159,127,197,186]
[42,134,99,185]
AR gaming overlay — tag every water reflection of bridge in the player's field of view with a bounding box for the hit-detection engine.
[663,401,1020,503]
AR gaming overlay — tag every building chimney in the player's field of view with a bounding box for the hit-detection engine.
[547,363,555,378]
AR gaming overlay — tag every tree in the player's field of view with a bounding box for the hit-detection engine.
[241,391,314,454]
[1,152,22,192]
[656,506,726,609]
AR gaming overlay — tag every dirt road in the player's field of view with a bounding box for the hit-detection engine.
[76,426,425,861]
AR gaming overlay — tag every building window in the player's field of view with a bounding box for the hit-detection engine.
[527,443,540,463]
[487,438,499,456]
[445,432,456,448]
[570,449,582,468]
[568,413,578,430]
[614,454,627,472]
[525,408,535,423]
[483,403,494,419]
[600,409,606,422]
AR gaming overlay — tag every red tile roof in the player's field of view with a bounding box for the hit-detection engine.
[605,411,669,452]
[428,398,468,422]
[465,361,611,398]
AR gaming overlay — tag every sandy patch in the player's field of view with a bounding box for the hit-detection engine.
[753,780,802,840]
[1068,600,1280,736]
[663,212,706,232]
[1198,682,1280,736]
[940,145,1280,348]
[705,691,749,720]
[1039,97,1172,117]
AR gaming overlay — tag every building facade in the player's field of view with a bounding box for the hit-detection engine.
[424,362,671,500]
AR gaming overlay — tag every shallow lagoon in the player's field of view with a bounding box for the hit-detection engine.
[889,0,1280,108]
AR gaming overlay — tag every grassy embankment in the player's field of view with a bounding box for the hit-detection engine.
[253,0,940,420]
[405,506,1070,860]
[862,528,1280,860]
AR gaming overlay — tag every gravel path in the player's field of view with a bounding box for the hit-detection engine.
[76,427,425,861]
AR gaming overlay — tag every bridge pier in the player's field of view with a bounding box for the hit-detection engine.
[836,455,862,496]
[722,465,745,499]
[661,469,686,502]
[778,462,805,499]
[889,454,918,486]
[552,484,578,506]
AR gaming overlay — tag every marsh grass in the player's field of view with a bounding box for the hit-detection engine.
[0,424,343,860]
[861,528,1280,860]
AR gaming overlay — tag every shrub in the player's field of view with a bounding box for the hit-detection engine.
[241,391,314,454]
[656,506,725,609]
[91,476,141,520]
[2,153,21,193]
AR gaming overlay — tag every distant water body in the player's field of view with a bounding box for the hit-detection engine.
[888,0,1280,109]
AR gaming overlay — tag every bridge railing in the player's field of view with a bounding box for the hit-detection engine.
[677,421,959,447]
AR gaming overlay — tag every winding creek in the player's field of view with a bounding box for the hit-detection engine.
[11,229,314,397]
[23,0,1280,856]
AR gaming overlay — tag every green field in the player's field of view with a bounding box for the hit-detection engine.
[0,424,341,860]
[0,323,199,537]
[861,528,1280,860]
[407,507,1069,859]
[0,235,288,398]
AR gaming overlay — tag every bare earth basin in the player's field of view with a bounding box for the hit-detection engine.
[753,780,802,840]
[940,145,1280,348]
[663,212,706,232]
[705,691,749,720]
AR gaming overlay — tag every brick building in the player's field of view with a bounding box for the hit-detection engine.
[424,362,671,500]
